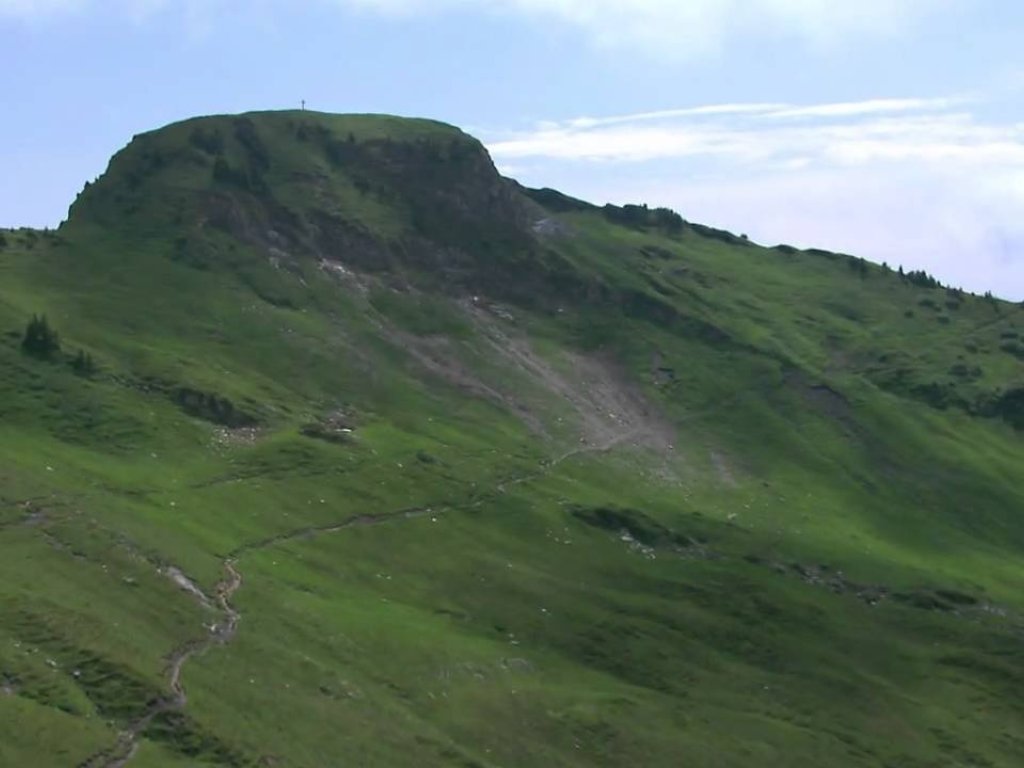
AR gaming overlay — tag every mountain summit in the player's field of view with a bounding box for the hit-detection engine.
[70,112,535,286]
[1,111,1022,767]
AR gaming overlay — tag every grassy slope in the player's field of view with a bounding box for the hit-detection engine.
[0,111,1022,767]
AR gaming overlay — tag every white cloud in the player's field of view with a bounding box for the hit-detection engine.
[0,0,234,38]
[336,0,970,56]
[2,0,971,57]
[0,0,183,19]
[485,98,1024,299]
[766,97,963,120]
[565,104,789,130]
[489,105,1024,167]
[0,0,81,15]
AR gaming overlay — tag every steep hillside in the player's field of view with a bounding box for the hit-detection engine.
[1,110,1022,768]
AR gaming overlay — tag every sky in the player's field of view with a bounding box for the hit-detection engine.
[2,1,1024,299]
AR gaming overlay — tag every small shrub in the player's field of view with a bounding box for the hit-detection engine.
[652,207,684,235]
[21,314,61,358]
[70,349,96,376]
[212,157,241,186]
[1000,341,1024,360]
[173,387,257,427]
[988,387,1024,429]
[948,363,981,380]
[689,221,750,246]
[188,127,225,156]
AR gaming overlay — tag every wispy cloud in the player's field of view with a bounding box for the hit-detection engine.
[487,99,1024,166]
[563,104,789,130]
[766,97,964,120]
[485,97,1024,298]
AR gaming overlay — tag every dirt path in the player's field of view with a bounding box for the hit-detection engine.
[80,435,635,768]
[78,563,243,768]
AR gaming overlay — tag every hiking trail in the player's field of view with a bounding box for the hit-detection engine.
[79,433,634,767]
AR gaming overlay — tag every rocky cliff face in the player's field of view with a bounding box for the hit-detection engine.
[66,111,542,293]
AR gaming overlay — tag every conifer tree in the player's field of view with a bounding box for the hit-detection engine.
[21,315,60,358]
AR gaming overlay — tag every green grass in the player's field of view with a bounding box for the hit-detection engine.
[0,111,1022,766]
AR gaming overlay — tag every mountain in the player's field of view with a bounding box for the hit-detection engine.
[1,110,1022,768]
